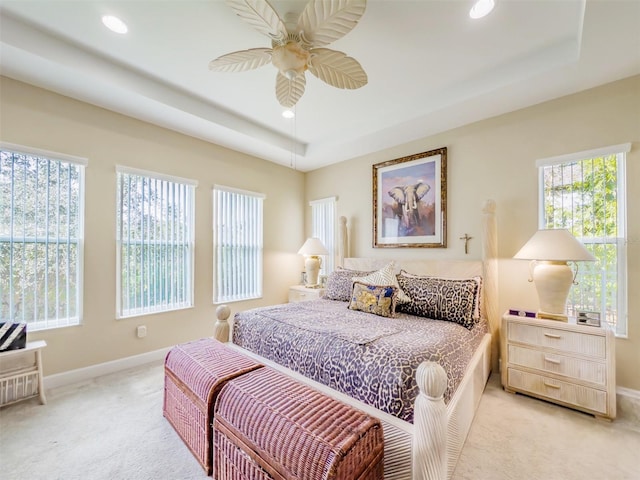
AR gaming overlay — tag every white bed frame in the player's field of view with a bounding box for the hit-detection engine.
[214,200,499,480]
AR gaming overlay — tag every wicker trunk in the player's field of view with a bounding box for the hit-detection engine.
[213,367,384,480]
[163,338,263,474]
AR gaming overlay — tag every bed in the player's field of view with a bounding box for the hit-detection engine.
[213,200,499,480]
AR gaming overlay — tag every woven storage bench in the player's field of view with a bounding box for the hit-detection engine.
[163,338,263,474]
[213,367,384,480]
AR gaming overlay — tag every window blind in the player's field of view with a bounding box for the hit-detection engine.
[0,145,85,331]
[213,185,264,303]
[310,197,336,276]
[116,167,195,318]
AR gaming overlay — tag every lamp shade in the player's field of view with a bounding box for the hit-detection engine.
[513,229,595,262]
[297,237,329,256]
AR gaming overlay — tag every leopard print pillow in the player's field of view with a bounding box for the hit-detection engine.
[396,273,480,329]
[324,267,374,302]
[348,282,398,318]
[398,270,482,320]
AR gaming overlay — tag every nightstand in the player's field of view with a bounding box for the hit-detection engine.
[501,312,616,420]
[288,285,325,303]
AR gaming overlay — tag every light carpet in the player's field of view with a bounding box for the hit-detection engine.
[1,362,638,480]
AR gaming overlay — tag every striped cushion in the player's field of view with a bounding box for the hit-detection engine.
[0,322,27,351]
[352,262,411,304]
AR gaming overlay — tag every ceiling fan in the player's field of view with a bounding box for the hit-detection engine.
[209,0,368,108]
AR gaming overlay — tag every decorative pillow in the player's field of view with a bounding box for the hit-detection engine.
[396,272,481,329]
[324,267,374,302]
[398,270,483,320]
[348,282,398,318]
[352,262,411,304]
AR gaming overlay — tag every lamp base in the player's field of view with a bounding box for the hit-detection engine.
[532,261,573,318]
[304,255,321,287]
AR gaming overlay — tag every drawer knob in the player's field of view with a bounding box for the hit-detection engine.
[543,382,561,389]
[544,356,561,365]
[543,332,561,339]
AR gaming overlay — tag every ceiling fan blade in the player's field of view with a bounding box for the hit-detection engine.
[276,73,306,108]
[209,48,273,72]
[308,48,367,89]
[297,0,366,48]
[226,0,288,44]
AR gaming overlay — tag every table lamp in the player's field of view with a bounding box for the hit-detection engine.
[298,237,329,287]
[513,229,596,320]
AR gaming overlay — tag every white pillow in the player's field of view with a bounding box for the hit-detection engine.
[352,262,411,304]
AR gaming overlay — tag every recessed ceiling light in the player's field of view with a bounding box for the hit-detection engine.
[469,0,495,19]
[282,109,295,119]
[102,15,128,34]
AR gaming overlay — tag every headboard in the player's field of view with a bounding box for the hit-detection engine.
[343,258,483,279]
[338,199,499,369]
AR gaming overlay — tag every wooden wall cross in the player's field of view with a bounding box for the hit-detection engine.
[459,233,473,254]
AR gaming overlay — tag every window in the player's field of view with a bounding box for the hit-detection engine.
[538,143,630,336]
[116,167,196,318]
[213,185,264,303]
[310,197,336,276]
[0,143,86,331]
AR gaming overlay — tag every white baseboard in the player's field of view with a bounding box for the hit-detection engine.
[41,346,640,427]
[43,346,171,390]
[617,386,640,425]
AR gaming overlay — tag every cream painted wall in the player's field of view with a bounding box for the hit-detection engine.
[306,75,640,390]
[0,77,306,376]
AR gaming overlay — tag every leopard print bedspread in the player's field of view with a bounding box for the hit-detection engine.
[232,299,488,423]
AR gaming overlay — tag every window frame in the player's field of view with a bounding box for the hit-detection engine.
[536,143,630,337]
[0,142,86,331]
[212,185,265,304]
[115,165,196,319]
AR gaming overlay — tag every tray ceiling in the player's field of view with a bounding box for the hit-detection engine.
[1,0,639,171]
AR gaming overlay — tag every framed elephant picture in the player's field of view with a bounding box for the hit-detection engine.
[373,147,447,248]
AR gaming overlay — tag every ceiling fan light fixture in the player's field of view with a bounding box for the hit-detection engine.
[272,41,310,79]
[469,0,495,19]
[101,15,128,34]
[209,0,368,108]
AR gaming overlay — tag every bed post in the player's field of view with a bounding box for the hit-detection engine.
[481,199,499,370]
[412,361,448,480]
[213,305,231,342]
[338,215,348,268]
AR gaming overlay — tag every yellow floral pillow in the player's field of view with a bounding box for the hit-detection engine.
[348,281,398,318]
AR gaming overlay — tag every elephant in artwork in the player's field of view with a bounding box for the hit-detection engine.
[388,182,431,230]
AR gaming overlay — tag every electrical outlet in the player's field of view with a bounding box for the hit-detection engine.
[136,325,147,338]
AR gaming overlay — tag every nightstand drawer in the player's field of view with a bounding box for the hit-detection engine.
[288,286,324,303]
[288,289,311,302]
[508,322,606,358]
[508,345,606,386]
[507,369,607,414]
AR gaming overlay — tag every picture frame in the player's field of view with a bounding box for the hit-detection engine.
[373,147,447,248]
